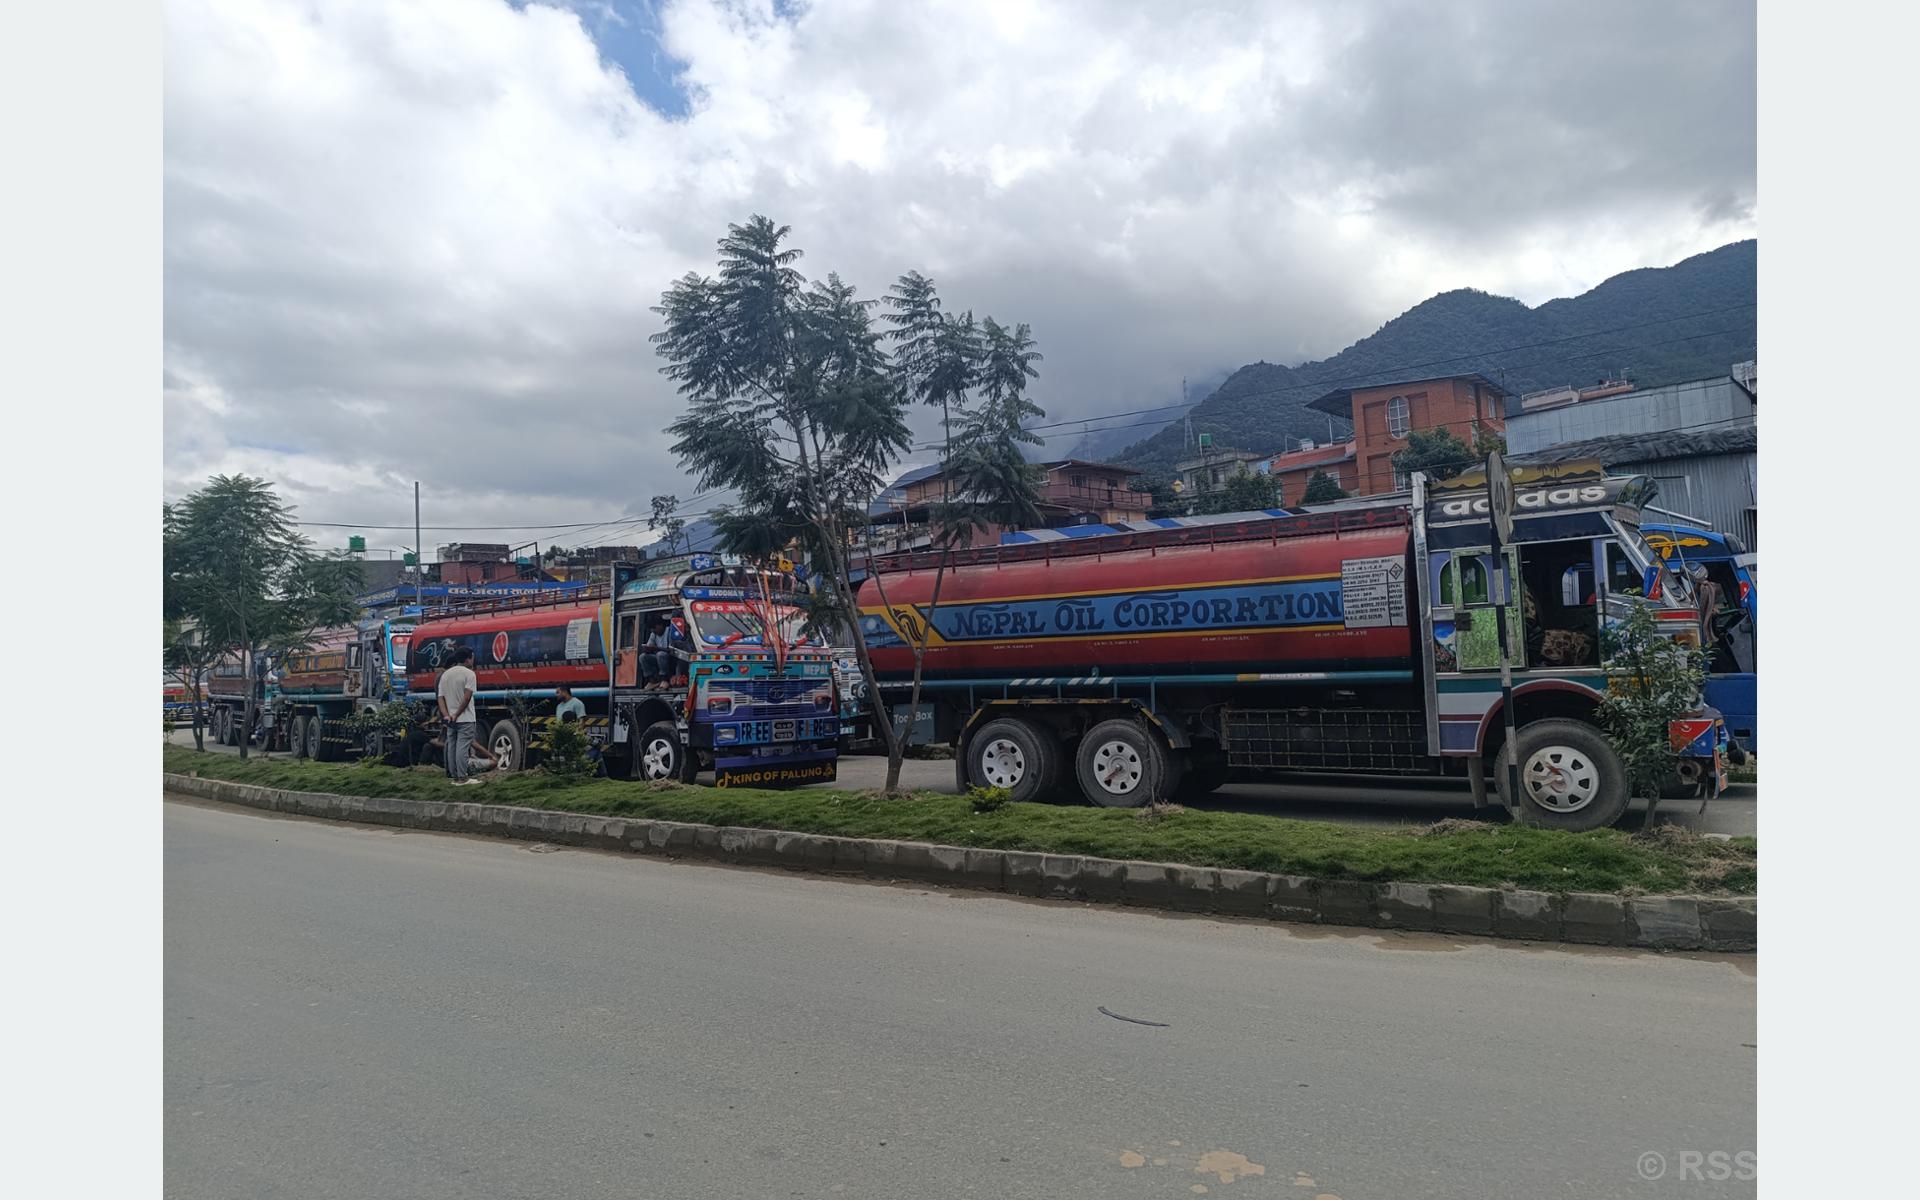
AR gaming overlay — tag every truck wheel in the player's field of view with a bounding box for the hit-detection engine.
[487,719,526,772]
[635,720,691,783]
[291,716,310,759]
[1497,719,1632,831]
[1075,719,1170,808]
[306,716,327,761]
[967,718,1062,803]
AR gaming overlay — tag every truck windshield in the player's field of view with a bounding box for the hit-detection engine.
[687,600,823,650]
[1608,516,1695,604]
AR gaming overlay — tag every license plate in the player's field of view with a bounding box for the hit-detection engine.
[772,719,797,741]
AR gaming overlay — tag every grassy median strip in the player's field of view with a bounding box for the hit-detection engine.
[162,746,1755,895]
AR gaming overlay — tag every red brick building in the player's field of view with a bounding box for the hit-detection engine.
[868,458,1148,552]
[1266,440,1357,502]
[1307,373,1512,495]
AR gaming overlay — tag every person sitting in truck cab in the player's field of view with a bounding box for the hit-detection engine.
[640,618,673,691]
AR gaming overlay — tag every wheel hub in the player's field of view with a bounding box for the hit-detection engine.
[1091,740,1144,795]
[643,738,676,778]
[1522,745,1599,812]
[979,738,1026,788]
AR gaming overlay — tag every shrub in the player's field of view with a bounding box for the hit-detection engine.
[965,785,1011,813]
[1597,604,1712,798]
[535,718,599,781]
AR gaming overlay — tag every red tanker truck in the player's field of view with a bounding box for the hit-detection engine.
[857,465,1728,831]
[404,553,839,785]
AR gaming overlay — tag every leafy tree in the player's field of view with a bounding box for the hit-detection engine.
[1129,477,1185,518]
[1191,467,1282,515]
[657,217,914,784]
[1597,603,1713,808]
[164,476,364,759]
[1301,470,1350,503]
[865,316,1047,788]
[163,617,221,750]
[884,272,979,495]
[648,494,687,556]
[1390,426,1506,484]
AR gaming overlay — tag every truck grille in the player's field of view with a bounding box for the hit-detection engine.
[709,678,827,720]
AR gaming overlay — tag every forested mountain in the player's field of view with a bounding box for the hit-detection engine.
[1114,240,1756,479]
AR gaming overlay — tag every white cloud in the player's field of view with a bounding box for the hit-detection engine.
[165,0,1755,540]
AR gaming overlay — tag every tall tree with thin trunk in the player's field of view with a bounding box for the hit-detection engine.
[164,477,363,759]
[657,217,915,785]
[865,316,1047,785]
[885,273,979,502]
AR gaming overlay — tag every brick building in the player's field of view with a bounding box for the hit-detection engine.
[868,458,1148,552]
[1307,372,1512,495]
[1266,439,1357,502]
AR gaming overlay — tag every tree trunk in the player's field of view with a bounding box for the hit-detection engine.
[190,671,205,751]
[889,551,949,791]
[238,646,253,761]
[810,511,901,787]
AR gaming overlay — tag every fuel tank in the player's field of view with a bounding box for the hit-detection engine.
[857,519,1417,680]
[406,602,611,694]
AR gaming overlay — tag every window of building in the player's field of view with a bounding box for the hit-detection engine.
[1386,395,1409,438]
[1070,474,1087,488]
[1393,467,1409,491]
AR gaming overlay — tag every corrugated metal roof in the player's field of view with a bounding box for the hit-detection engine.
[1509,423,1755,467]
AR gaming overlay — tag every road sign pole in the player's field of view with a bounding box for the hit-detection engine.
[1485,451,1522,813]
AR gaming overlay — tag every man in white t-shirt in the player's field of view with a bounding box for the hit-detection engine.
[436,647,481,784]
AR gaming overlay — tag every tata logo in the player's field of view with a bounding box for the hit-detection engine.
[766,686,786,703]
[491,632,510,662]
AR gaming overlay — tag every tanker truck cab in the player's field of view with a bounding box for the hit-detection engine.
[1418,464,1727,821]
[611,555,839,787]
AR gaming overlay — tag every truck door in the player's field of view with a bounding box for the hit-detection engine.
[614,612,641,688]
[1443,547,1523,671]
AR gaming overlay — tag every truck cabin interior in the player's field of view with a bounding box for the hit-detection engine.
[1424,469,1703,672]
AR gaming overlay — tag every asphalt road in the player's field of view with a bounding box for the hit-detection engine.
[167,798,1756,1200]
[166,728,1757,836]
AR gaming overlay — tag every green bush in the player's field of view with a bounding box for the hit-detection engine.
[536,718,598,781]
[1598,604,1712,798]
[965,785,1011,813]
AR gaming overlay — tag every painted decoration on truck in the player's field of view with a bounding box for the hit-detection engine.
[873,564,1407,647]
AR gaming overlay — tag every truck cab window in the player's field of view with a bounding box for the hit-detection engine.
[1606,543,1643,596]
[1457,556,1489,606]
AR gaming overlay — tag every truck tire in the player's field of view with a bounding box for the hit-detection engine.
[1075,719,1170,808]
[634,720,693,783]
[966,717,1062,804]
[1496,719,1632,831]
[487,719,526,773]
[305,715,328,761]
[290,715,310,759]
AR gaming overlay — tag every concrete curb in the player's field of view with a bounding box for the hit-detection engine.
[163,773,1756,952]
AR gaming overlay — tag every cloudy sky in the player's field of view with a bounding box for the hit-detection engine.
[164,0,1755,553]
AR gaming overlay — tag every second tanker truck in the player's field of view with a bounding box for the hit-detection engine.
[856,464,1727,832]
[403,553,840,785]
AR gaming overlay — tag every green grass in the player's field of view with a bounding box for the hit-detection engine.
[162,745,1755,895]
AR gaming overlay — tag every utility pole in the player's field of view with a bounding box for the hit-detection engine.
[413,482,422,610]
